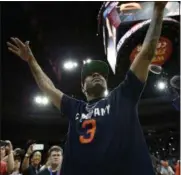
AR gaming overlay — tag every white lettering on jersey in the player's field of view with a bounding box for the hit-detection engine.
[94,108,100,116]
[100,108,106,116]
[77,104,111,121]
[106,104,110,114]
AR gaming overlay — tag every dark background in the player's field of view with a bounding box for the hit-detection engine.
[1,2,180,158]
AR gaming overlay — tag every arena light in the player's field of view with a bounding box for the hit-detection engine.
[155,80,167,90]
[34,96,49,105]
[35,96,42,104]
[63,61,78,70]
[73,62,78,67]
[41,97,49,105]
[158,82,166,90]
[83,59,92,64]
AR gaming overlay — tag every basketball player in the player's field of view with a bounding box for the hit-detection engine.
[7,2,167,175]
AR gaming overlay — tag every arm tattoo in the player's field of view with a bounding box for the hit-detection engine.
[142,9,164,61]
[28,58,55,90]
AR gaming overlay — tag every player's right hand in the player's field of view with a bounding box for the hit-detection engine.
[7,37,34,62]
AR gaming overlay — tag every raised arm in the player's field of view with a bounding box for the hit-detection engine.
[21,144,34,172]
[130,2,167,82]
[5,141,14,173]
[7,38,63,110]
[27,55,63,110]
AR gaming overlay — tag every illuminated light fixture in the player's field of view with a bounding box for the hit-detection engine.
[35,96,42,104]
[41,97,49,105]
[158,81,166,90]
[156,80,167,90]
[34,96,49,105]
[83,59,92,64]
[63,61,78,70]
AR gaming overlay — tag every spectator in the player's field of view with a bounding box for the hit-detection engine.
[10,157,22,175]
[1,140,15,174]
[0,145,8,175]
[22,144,42,175]
[150,154,160,173]
[39,158,50,172]
[160,160,175,175]
[38,146,63,175]
[175,161,180,175]
[156,164,162,175]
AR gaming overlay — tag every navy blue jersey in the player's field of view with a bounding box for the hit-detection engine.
[60,70,155,175]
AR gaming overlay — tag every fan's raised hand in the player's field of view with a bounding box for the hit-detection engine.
[7,37,34,62]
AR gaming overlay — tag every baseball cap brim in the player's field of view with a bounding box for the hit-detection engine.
[81,60,109,83]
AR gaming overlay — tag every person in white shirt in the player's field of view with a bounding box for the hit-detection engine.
[160,162,175,175]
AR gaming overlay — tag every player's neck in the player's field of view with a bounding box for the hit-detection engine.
[87,94,104,102]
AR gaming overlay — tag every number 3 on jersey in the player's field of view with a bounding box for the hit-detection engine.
[79,119,96,144]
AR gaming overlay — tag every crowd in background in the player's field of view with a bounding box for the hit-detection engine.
[0,140,180,175]
[150,154,180,175]
[0,141,63,175]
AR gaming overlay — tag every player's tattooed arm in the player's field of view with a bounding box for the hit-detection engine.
[130,2,167,82]
[7,38,63,110]
[28,57,63,110]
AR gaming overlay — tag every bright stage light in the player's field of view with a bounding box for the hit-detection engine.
[41,97,49,105]
[63,61,78,70]
[34,96,49,105]
[157,81,166,90]
[83,59,92,64]
[35,96,42,104]
[155,80,167,91]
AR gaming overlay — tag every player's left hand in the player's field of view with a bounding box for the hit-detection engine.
[154,1,168,10]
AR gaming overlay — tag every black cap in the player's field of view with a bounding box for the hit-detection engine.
[81,60,109,83]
